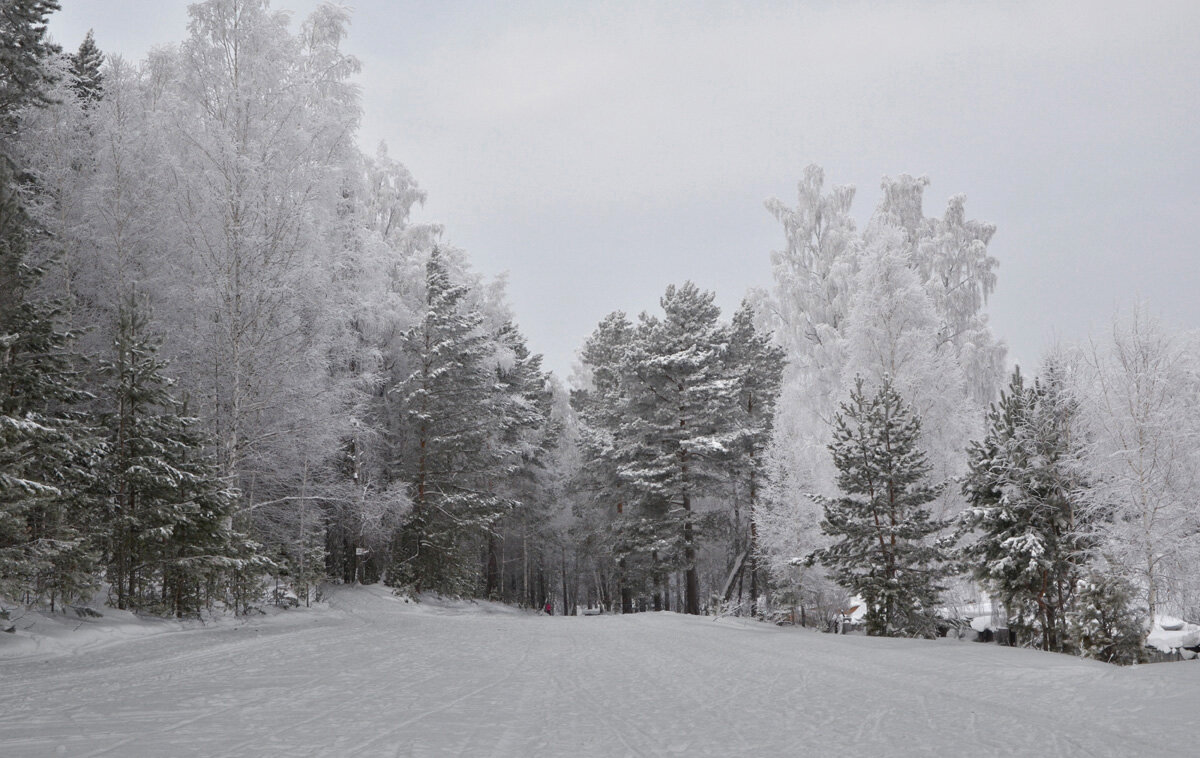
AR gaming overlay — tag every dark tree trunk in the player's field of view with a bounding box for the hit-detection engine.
[560,545,569,615]
[683,494,700,615]
[619,558,632,614]
[485,534,500,599]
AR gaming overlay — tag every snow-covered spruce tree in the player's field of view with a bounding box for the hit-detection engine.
[0,1,61,123]
[68,29,104,104]
[724,299,784,613]
[386,248,506,594]
[0,0,105,611]
[99,296,258,616]
[960,362,1091,652]
[1067,572,1146,665]
[813,375,950,637]
[0,180,101,609]
[617,283,738,616]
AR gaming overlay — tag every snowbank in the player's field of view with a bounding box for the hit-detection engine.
[1146,615,1200,653]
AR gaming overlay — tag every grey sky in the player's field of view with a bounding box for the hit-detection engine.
[50,0,1200,378]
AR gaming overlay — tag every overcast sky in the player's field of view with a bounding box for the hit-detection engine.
[50,0,1200,378]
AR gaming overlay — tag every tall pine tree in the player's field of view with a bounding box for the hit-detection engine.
[725,299,784,614]
[617,282,737,615]
[571,311,637,612]
[814,375,949,637]
[485,320,553,601]
[961,363,1091,651]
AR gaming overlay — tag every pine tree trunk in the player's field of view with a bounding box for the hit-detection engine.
[619,557,632,614]
[683,494,700,615]
[486,534,500,599]
[522,531,529,607]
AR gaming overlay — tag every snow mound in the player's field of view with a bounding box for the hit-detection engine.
[1,589,331,662]
[0,594,201,660]
[324,583,530,616]
[1147,616,1200,653]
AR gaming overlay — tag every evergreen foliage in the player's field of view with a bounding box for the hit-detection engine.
[616,282,737,615]
[68,29,103,103]
[99,297,257,616]
[0,0,61,131]
[1067,572,1147,665]
[573,287,783,615]
[725,298,784,612]
[813,375,950,637]
[961,363,1091,652]
[387,248,509,594]
[484,321,554,599]
[0,1,102,610]
[571,311,637,611]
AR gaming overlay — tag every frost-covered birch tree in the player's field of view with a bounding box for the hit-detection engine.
[156,0,361,504]
[755,166,1005,601]
[1077,308,1200,620]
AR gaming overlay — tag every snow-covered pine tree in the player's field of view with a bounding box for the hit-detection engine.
[99,296,257,616]
[617,282,737,615]
[725,299,784,613]
[813,375,950,637]
[571,311,637,612]
[388,248,504,594]
[961,362,1091,652]
[1067,571,1146,665]
[484,320,554,601]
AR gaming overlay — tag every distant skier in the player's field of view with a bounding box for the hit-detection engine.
[543,600,552,616]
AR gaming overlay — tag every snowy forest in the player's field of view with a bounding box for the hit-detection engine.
[4,0,1200,672]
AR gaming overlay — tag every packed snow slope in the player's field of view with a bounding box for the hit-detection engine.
[2,585,1196,757]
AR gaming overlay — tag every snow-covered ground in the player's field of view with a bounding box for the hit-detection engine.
[2,585,1197,757]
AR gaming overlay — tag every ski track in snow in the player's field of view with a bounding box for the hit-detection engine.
[2,586,1196,757]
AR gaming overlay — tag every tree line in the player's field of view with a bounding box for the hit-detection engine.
[1,0,565,615]
[3,2,1198,668]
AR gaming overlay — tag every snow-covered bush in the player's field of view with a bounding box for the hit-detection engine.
[1068,573,1147,665]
